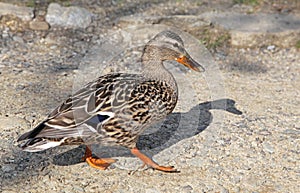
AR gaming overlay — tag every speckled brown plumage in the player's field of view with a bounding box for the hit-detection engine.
[17,30,204,172]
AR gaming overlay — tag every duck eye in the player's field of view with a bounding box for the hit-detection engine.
[174,43,179,48]
[176,55,186,62]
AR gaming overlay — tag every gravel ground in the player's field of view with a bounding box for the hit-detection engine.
[0,0,299,192]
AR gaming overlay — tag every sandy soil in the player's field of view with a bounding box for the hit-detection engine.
[0,0,299,192]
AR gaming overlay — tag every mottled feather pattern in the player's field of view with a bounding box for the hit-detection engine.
[18,30,204,160]
[19,73,178,149]
[99,79,177,148]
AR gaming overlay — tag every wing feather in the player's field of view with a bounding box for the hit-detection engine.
[18,73,142,142]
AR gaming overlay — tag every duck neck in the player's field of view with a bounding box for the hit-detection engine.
[141,49,177,90]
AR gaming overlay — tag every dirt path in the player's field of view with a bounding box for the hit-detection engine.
[0,1,299,192]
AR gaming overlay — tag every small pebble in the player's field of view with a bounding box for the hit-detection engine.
[262,141,275,153]
[181,185,193,193]
[267,45,275,50]
[12,36,24,43]
[29,20,50,31]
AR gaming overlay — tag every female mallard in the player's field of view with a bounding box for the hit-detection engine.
[18,30,205,172]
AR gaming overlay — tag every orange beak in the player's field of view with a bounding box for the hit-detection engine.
[176,55,205,72]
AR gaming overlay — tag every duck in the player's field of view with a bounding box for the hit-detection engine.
[17,30,205,172]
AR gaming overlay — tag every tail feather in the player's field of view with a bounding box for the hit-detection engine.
[18,121,63,152]
[18,119,96,152]
[17,122,46,142]
[19,138,63,152]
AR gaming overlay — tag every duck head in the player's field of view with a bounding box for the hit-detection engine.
[142,30,205,72]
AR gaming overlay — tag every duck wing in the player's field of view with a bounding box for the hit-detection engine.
[17,73,141,150]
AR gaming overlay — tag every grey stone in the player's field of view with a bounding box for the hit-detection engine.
[0,2,34,21]
[220,186,229,193]
[267,45,276,50]
[262,142,275,153]
[145,188,160,193]
[202,12,300,32]
[72,185,85,192]
[46,3,92,29]
[181,185,193,193]
[2,31,9,38]
[2,164,16,172]
[12,36,24,43]
[283,129,300,135]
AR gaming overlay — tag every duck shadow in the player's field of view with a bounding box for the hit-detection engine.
[52,98,242,166]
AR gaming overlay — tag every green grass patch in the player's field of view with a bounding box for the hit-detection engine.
[25,0,35,7]
[296,40,300,49]
[233,0,259,6]
[25,0,71,7]
[196,26,231,51]
[49,0,72,6]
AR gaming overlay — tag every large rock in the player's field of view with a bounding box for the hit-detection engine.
[118,15,210,30]
[118,13,300,48]
[46,3,92,29]
[201,12,300,47]
[0,2,34,21]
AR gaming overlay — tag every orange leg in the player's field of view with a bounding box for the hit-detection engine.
[82,146,116,170]
[131,147,179,173]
